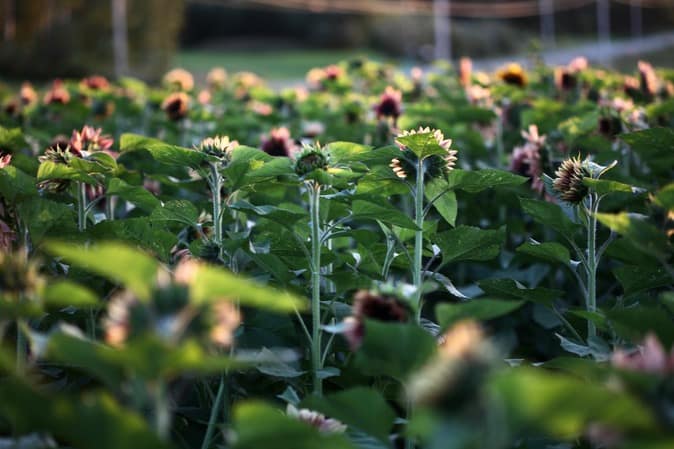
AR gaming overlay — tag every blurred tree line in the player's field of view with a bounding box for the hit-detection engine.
[0,0,184,80]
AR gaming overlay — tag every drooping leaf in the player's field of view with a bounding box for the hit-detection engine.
[436,299,524,329]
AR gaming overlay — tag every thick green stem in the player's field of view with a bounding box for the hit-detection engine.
[413,160,425,322]
[154,381,171,441]
[586,194,598,341]
[201,375,226,449]
[77,181,87,231]
[106,195,115,221]
[210,164,224,263]
[309,182,323,395]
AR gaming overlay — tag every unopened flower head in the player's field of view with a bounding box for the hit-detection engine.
[80,75,110,91]
[293,145,329,177]
[552,156,591,203]
[343,289,410,351]
[510,125,545,194]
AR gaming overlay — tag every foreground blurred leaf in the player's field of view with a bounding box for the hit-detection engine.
[46,241,158,300]
[231,401,355,449]
[436,299,524,329]
[490,367,658,440]
[302,387,396,443]
[120,133,205,167]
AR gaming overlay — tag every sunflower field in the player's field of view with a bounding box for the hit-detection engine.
[0,56,673,449]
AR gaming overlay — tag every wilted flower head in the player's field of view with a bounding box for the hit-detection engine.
[374,86,403,121]
[552,156,591,203]
[163,68,194,92]
[459,57,472,87]
[38,140,79,192]
[209,300,241,348]
[261,127,297,157]
[0,151,11,169]
[80,75,110,91]
[408,320,495,407]
[206,67,228,89]
[20,82,37,106]
[197,89,211,105]
[510,125,545,194]
[162,92,190,121]
[43,79,70,105]
[70,125,114,155]
[286,404,347,434]
[195,135,238,161]
[497,63,528,87]
[391,127,457,181]
[342,289,410,351]
[638,60,658,98]
[611,333,674,375]
[0,250,44,301]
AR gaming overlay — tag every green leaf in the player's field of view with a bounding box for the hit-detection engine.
[119,133,205,167]
[90,218,177,262]
[352,200,419,230]
[106,178,161,212]
[231,401,355,449]
[436,299,524,329]
[448,169,527,193]
[613,264,672,297]
[301,388,396,443]
[489,367,658,439]
[516,241,571,266]
[189,263,306,313]
[620,128,674,175]
[150,200,200,226]
[596,212,670,259]
[354,321,436,381]
[583,178,645,197]
[520,197,581,241]
[230,200,306,228]
[606,307,674,347]
[43,280,99,308]
[0,165,37,200]
[37,161,98,184]
[0,378,168,449]
[435,225,506,267]
[16,197,77,245]
[654,183,674,211]
[45,242,158,301]
[478,279,562,306]
[425,178,457,226]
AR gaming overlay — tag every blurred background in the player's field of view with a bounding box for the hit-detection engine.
[0,0,673,83]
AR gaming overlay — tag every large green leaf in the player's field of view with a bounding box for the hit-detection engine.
[119,133,205,167]
[150,200,200,226]
[448,169,527,193]
[436,299,524,329]
[189,263,306,312]
[396,131,447,159]
[519,198,581,241]
[231,401,355,449]
[620,128,674,175]
[516,241,571,266]
[0,165,37,200]
[490,367,658,439]
[596,212,670,259]
[45,241,159,301]
[352,200,419,230]
[612,264,672,297]
[43,280,99,308]
[301,387,396,443]
[478,278,562,306]
[435,225,506,267]
[354,321,436,381]
[106,178,161,212]
[0,378,168,449]
[425,177,457,226]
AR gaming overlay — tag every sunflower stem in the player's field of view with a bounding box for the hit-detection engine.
[154,380,171,440]
[309,182,323,395]
[201,375,226,449]
[77,181,88,231]
[210,163,224,263]
[16,318,26,374]
[413,160,425,323]
[585,193,598,341]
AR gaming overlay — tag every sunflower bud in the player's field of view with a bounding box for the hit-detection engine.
[392,127,457,182]
[261,127,297,157]
[552,156,591,203]
[293,146,329,177]
[162,92,190,121]
[342,290,410,351]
